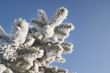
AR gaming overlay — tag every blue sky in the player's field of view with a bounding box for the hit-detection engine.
[0,0,110,73]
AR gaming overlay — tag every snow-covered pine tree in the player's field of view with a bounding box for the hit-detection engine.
[0,7,75,73]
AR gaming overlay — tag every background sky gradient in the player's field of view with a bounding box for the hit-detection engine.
[0,0,110,73]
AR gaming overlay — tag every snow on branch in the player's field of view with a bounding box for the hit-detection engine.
[0,7,75,73]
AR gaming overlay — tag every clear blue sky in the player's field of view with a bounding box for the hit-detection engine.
[0,0,110,73]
